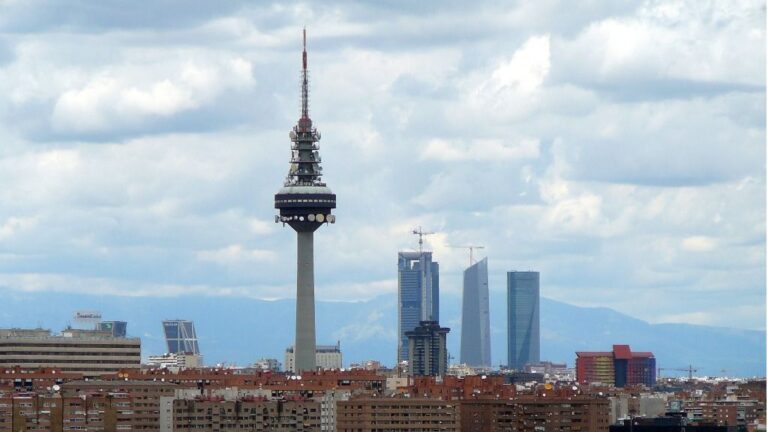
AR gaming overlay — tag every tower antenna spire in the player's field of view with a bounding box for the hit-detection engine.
[301,27,309,120]
[302,27,307,70]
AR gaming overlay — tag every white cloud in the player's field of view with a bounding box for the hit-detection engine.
[469,35,551,117]
[488,35,551,94]
[421,138,540,162]
[47,55,255,133]
[552,0,765,88]
[197,244,275,265]
[654,303,766,329]
[543,193,603,234]
[0,271,292,299]
[681,236,717,252]
[249,219,273,235]
[0,217,38,240]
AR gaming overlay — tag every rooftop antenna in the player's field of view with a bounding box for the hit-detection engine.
[448,245,485,266]
[412,227,434,254]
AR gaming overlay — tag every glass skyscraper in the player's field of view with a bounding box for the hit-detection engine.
[162,320,200,355]
[460,257,491,367]
[507,271,540,370]
[397,251,439,363]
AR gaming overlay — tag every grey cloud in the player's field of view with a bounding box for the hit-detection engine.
[25,90,272,143]
[0,38,14,66]
[557,97,765,186]
[0,1,247,33]
[576,79,763,103]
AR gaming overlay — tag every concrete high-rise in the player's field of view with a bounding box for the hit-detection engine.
[507,271,540,369]
[274,29,336,372]
[460,257,491,367]
[162,320,200,354]
[397,251,439,363]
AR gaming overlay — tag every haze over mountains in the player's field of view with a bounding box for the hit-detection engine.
[1,290,763,377]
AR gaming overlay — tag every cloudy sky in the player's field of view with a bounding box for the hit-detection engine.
[0,1,764,330]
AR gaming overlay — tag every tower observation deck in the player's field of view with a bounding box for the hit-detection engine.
[274,29,336,373]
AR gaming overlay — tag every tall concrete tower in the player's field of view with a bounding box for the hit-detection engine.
[274,29,336,372]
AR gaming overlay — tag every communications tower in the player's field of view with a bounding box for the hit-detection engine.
[274,29,336,372]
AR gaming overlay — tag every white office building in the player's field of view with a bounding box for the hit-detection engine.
[146,352,203,370]
[285,343,342,372]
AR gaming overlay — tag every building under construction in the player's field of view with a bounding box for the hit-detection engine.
[397,248,440,364]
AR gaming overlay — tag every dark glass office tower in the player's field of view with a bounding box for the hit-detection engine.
[507,271,540,369]
[162,320,200,354]
[397,251,439,363]
[97,321,127,338]
[406,320,450,377]
[460,257,491,367]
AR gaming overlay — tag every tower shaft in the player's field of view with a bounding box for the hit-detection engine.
[295,231,316,371]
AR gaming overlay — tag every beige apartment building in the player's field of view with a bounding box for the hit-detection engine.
[0,328,140,376]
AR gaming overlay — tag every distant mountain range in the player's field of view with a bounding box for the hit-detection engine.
[0,290,763,377]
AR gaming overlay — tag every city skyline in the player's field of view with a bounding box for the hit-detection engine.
[0,3,763,430]
[0,0,763,341]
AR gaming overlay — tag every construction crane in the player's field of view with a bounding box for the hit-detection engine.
[658,365,698,380]
[448,245,485,266]
[412,227,435,253]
